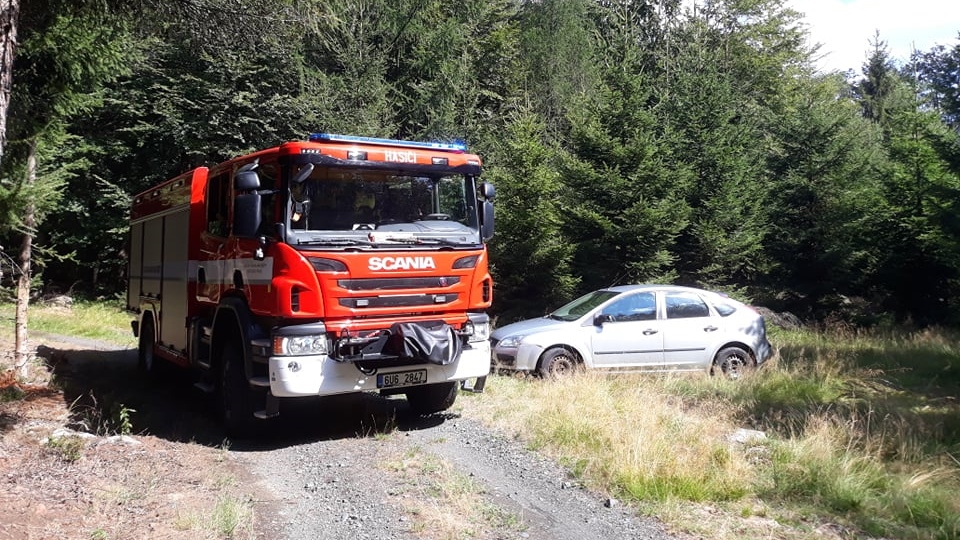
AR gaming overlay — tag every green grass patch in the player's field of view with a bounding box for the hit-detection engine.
[0,300,134,347]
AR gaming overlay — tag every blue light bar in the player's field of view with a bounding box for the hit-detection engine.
[308,133,467,153]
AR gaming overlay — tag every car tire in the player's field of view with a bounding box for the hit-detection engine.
[712,346,755,380]
[406,382,458,415]
[537,347,580,378]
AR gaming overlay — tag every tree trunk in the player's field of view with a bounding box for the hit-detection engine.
[0,0,20,166]
[14,139,35,380]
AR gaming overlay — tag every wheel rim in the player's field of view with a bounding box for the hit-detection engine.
[550,353,575,375]
[720,353,746,379]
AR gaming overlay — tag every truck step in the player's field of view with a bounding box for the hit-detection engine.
[193,381,215,394]
[251,338,271,364]
[200,325,213,346]
[254,392,280,419]
[249,376,270,388]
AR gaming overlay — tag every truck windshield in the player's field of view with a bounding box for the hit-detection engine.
[286,168,482,246]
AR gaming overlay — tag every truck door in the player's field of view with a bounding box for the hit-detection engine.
[197,171,229,304]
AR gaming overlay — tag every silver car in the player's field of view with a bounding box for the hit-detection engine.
[490,285,772,378]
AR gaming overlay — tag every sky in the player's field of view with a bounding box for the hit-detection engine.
[788,0,960,73]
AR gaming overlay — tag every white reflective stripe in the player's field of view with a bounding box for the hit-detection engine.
[190,257,274,285]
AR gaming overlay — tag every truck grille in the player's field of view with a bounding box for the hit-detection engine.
[338,277,460,291]
[339,293,460,309]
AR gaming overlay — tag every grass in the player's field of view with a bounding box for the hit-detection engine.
[384,442,526,539]
[465,325,960,540]
[175,495,254,539]
[0,300,135,347]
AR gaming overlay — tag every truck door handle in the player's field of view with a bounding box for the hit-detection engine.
[704,325,718,332]
[642,329,658,335]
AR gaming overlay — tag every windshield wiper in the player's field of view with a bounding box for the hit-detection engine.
[297,237,374,246]
[383,236,468,246]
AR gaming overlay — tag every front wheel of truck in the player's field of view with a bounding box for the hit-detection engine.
[405,382,458,415]
[220,341,260,438]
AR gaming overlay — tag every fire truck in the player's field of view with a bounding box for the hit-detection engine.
[126,133,495,435]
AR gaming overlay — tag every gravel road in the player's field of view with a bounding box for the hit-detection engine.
[29,334,682,539]
[235,391,682,540]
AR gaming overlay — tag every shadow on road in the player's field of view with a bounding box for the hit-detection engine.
[34,343,453,450]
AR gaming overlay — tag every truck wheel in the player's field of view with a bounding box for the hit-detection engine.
[138,317,157,375]
[405,382,458,415]
[220,341,259,437]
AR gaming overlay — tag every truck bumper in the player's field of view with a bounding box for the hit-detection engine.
[268,341,491,397]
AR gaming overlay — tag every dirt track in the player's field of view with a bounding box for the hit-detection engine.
[1,337,681,539]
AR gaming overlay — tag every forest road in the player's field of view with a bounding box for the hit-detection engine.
[21,335,683,540]
[233,391,684,540]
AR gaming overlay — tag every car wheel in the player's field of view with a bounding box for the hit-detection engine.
[537,347,580,378]
[406,382,458,415]
[712,346,755,380]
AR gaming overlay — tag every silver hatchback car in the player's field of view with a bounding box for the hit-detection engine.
[490,285,772,378]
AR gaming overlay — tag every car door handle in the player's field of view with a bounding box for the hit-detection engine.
[642,329,659,335]
[704,325,718,332]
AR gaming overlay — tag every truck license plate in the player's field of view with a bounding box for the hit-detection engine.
[377,369,427,389]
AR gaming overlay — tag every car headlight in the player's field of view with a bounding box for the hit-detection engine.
[497,334,526,348]
[273,335,329,356]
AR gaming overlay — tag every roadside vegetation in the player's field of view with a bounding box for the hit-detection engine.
[0,300,135,348]
[5,300,960,539]
[0,301,253,540]
[465,326,960,540]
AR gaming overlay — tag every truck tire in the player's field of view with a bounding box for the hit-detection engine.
[137,317,157,375]
[405,382,458,415]
[220,341,259,438]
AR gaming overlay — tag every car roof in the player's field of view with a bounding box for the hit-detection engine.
[603,284,714,295]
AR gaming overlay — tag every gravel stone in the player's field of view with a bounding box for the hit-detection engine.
[236,393,682,540]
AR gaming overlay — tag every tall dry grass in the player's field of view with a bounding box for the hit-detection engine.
[465,325,960,539]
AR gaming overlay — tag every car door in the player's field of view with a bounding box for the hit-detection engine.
[589,291,664,368]
[661,291,717,370]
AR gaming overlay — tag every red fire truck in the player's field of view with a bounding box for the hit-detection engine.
[126,133,495,435]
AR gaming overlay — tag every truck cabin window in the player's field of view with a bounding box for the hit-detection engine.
[287,168,481,245]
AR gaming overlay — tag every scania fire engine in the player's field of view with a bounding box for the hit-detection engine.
[126,133,495,435]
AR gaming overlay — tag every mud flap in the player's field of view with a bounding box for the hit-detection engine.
[387,321,463,365]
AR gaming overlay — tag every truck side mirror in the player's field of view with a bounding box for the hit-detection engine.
[235,170,260,191]
[480,201,494,241]
[480,182,495,200]
[233,193,262,237]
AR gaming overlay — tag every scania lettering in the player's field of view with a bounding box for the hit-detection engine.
[126,133,495,436]
[368,256,437,271]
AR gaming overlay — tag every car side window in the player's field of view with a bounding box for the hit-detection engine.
[665,292,710,319]
[601,292,657,322]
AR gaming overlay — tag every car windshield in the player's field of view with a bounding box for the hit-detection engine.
[287,167,481,246]
[549,290,621,321]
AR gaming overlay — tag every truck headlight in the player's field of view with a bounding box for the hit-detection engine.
[273,335,328,356]
[464,320,490,343]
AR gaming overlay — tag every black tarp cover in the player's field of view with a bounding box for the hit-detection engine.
[386,321,463,365]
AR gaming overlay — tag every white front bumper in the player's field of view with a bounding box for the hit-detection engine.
[268,341,490,397]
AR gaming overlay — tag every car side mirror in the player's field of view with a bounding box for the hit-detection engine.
[593,314,613,326]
